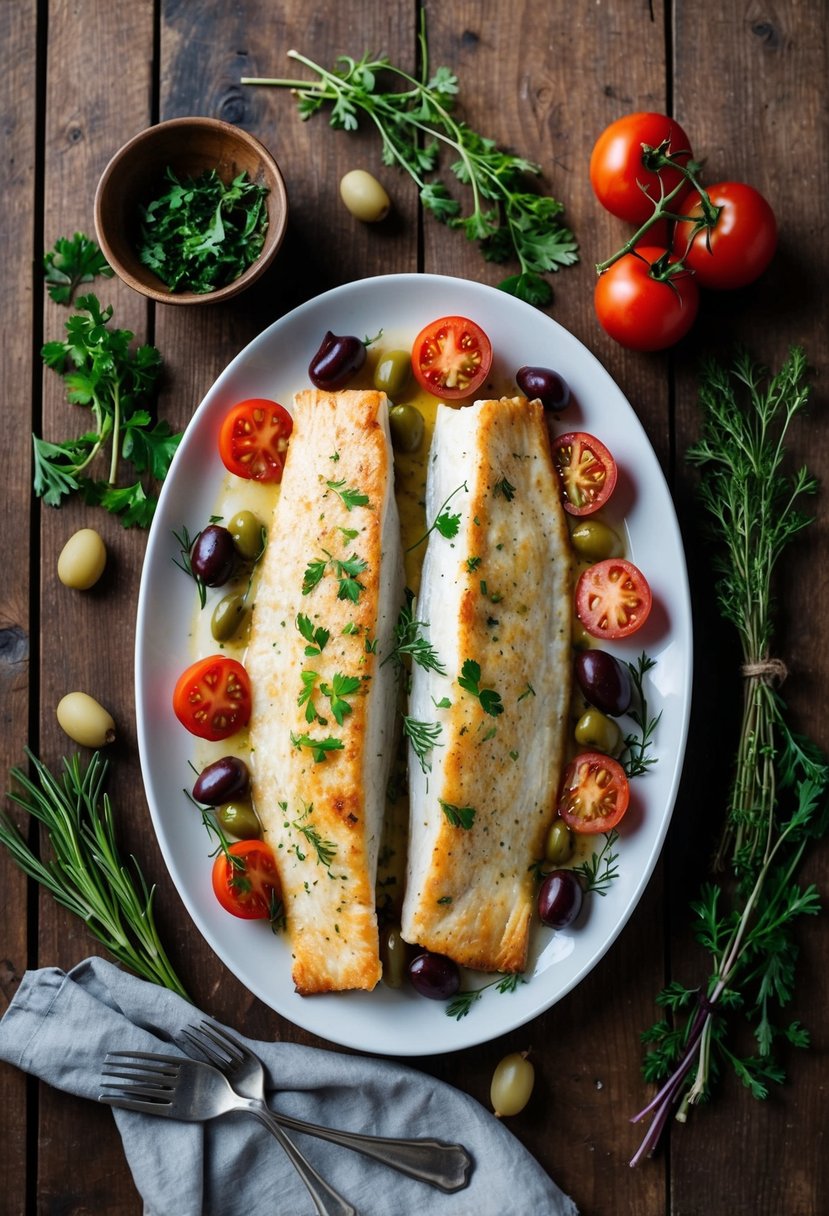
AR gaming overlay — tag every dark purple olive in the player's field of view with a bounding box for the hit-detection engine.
[408,951,461,1000]
[308,330,367,390]
[574,649,632,717]
[538,869,583,929]
[516,365,571,411]
[192,755,250,806]
[191,524,236,586]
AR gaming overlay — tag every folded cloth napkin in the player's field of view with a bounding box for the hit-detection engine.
[0,958,578,1216]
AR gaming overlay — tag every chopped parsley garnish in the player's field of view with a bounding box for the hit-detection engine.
[290,732,345,763]
[319,672,362,725]
[406,482,468,552]
[296,613,330,656]
[458,658,503,717]
[302,550,368,601]
[493,476,516,501]
[297,670,325,724]
[326,478,370,510]
[439,800,477,830]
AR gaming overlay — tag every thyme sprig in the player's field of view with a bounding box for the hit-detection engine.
[621,653,662,779]
[446,972,524,1020]
[632,348,828,1163]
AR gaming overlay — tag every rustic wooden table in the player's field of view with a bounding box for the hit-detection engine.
[2,2,827,1213]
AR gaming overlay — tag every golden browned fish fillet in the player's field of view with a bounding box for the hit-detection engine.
[400,396,573,974]
[246,389,404,994]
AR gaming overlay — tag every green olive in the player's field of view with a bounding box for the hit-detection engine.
[339,169,391,222]
[228,510,265,562]
[379,923,410,989]
[575,707,623,755]
[57,528,107,590]
[569,519,623,561]
[389,402,425,453]
[216,799,261,839]
[572,617,592,649]
[491,1051,535,1117]
[544,819,574,866]
[374,350,413,398]
[211,593,248,642]
[56,692,116,748]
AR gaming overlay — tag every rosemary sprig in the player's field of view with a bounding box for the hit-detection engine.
[402,715,443,774]
[1,750,189,998]
[621,654,662,779]
[572,830,620,896]
[446,972,524,1020]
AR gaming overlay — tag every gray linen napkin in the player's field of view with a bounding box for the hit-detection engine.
[0,957,578,1216]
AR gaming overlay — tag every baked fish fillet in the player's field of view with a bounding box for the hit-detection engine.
[401,396,573,974]
[246,389,404,994]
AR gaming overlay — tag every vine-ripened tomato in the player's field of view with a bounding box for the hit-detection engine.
[550,431,618,516]
[212,839,282,920]
[557,751,631,834]
[672,181,777,290]
[218,398,293,482]
[590,113,694,224]
[576,558,653,640]
[411,315,493,400]
[594,246,699,351]
[173,655,252,741]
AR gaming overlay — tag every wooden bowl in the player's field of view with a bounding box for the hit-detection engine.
[94,117,288,305]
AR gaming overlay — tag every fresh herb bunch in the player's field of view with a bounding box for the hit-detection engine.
[242,16,578,306]
[1,750,189,998]
[139,167,269,294]
[632,348,828,1164]
[33,293,180,527]
[44,233,113,304]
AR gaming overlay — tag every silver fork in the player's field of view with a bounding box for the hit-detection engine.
[100,1051,357,1216]
[180,1019,472,1192]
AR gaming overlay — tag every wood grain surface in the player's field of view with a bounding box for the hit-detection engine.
[1,2,827,1213]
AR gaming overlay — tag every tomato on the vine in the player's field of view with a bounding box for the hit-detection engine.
[594,246,699,351]
[672,181,777,290]
[173,655,252,741]
[590,113,693,224]
[550,431,617,516]
[557,751,631,834]
[212,839,282,920]
[411,315,493,400]
[576,558,653,640]
[218,398,293,482]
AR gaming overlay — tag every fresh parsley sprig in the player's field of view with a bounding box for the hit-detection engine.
[34,294,180,527]
[406,482,468,553]
[458,658,503,717]
[44,233,113,304]
[439,799,476,830]
[0,750,189,998]
[242,14,577,306]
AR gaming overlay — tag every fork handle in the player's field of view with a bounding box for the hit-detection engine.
[267,1110,472,1193]
[247,1106,357,1216]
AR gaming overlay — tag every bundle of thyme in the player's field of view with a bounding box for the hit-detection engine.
[631,348,828,1163]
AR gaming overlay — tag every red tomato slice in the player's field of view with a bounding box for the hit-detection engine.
[173,655,252,741]
[218,398,293,481]
[211,839,282,920]
[557,751,630,834]
[576,558,653,640]
[550,431,618,516]
[411,315,493,400]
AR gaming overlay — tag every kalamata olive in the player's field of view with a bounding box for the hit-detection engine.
[211,593,248,642]
[309,330,367,390]
[228,510,265,562]
[216,799,261,839]
[544,819,574,866]
[388,402,424,452]
[193,755,250,806]
[491,1051,535,1117]
[339,169,391,222]
[57,528,107,589]
[569,519,623,561]
[56,692,116,748]
[538,869,583,929]
[408,951,460,1000]
[516,365,571,411]
[575,707,623,754]
[380,924,412,989]
[575,648,633,716]
[191,524,236,586]
[374,349,413,398]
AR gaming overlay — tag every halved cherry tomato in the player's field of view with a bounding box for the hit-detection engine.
[550,432,618,516]
[557,751,630,834]
[411,315,493,400]
[173,655,252,741]
[672,181,777,290]
[590,113,693,224]
[212,839,282,920]
[576,558,653,640]
[218,398,293,482]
